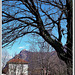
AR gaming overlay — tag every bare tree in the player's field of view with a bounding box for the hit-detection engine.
[29,41,67,75]
[2,49,10,69]
[2,0,73,75]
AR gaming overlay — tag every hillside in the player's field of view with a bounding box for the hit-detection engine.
[13,49,67,75]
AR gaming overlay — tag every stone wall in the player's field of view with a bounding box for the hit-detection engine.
[8,64,28,75]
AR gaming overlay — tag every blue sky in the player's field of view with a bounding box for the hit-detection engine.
[2,32,67,58]
[2,1,67,58]
[2,33,44,57]
[2,34,37,55]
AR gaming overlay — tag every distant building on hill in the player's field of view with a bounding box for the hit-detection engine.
[2,58,28,75]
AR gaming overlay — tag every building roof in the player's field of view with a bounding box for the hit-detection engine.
[2,58,28,74]
[7,58,28,64]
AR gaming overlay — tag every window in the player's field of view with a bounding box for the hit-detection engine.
[20,73,24,75]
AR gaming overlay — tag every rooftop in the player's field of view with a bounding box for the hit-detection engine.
[7,58,28,64]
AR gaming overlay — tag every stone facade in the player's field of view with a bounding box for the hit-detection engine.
[8,64,28,75]
[2,58,28,75]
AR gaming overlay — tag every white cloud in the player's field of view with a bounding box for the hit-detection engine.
[18,46,25,49]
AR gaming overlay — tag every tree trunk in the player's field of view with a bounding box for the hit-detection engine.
[66,60,72,75]
[66,0,72,74]
[46,70,48,75]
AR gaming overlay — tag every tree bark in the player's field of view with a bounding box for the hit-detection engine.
[66,0,72,75]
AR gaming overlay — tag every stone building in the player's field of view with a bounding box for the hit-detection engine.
[2,58,28,75]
